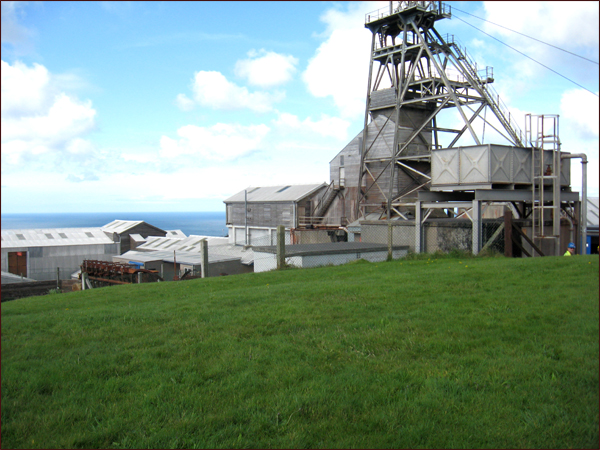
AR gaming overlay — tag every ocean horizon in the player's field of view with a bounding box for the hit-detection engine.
[0,211,228,237]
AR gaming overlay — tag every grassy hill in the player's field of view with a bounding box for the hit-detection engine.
[2,253,599,449]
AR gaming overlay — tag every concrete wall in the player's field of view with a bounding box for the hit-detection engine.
[254,247,408,273]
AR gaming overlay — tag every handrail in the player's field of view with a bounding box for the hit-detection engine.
[365,1,451,24]
[312,181,336,217]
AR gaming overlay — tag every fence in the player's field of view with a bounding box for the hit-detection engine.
[1,279,80,302]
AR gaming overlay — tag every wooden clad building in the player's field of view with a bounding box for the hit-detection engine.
[223,184,328,246]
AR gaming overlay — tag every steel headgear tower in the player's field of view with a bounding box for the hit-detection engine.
[358,1,524,220]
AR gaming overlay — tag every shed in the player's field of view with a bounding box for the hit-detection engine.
[101,220,167,254]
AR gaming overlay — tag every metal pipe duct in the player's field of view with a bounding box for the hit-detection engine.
[561,153,588,254]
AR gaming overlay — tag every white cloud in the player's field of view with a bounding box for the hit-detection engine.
[1,60,52,117]
[175,93,194,111]
[1,1,35,52]
[482,1,599,87]
[560,89,599,140]
[234,49,298,88]
[191,70,283,113]
[1,60,97,167]
[303,2,375,119]
[159,122,270,161]
[272,112,350,141]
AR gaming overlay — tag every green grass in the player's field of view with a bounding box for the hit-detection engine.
[2,254,598,449]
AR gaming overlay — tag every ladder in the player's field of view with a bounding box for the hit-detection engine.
[525,114,561,256]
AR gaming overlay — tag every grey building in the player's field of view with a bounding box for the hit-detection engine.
[223,184,329,246]
[1,220,168,281]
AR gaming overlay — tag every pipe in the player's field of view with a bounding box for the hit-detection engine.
[561,212,574,244]
[561,153,588,254]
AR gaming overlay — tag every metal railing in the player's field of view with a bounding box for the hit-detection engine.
[441,34,524,146]
[366,1,451,24]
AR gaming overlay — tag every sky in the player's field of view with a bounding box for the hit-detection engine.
[1,0,598,214]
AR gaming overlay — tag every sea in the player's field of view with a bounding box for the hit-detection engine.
[0,211,228,237]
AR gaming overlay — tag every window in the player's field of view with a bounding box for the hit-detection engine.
[59,233,68,239]
[277,186,291,193]
[45,233,54,239]
[16,234,25,240]
[85,232,94,238]
[340,155,344,166]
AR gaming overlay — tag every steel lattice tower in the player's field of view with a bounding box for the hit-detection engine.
[357,1,525,220]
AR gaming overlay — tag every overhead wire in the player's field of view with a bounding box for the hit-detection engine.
[452,6,599,65]
[452,15,599,98]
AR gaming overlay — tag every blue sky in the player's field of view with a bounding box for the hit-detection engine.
[1,1,598,213]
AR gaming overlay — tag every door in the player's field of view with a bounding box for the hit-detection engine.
[8,251,27,277]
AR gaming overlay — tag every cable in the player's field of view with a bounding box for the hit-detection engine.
[453,6,599,65]
[453,15,599,98]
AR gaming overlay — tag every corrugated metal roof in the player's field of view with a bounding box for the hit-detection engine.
[118,236,254,265]
[117,249,240,265]
[101,220,145,233]
[1,227,114,248]
[223,183,327,203]
[136,235,229,252]
[165,230,187,238]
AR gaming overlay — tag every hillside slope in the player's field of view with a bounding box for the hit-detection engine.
[2,255,599,448]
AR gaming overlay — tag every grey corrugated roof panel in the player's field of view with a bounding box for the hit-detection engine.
[101,220,166,235]
[101,220,144,233]
[223,183,327,203]
[113,251,166,263]
[1,227,115,249]
[129,234,146,243]
[165,230,187,238]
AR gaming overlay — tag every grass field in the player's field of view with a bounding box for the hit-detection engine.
[2,253,598,449]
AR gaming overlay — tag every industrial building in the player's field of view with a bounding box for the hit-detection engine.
[1,220,169,281]
[224,184,334,246]
[237,1,590,259]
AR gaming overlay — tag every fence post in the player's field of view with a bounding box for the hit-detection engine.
[472,200,481,255]
[415,200,422,253]
[137,272,143,284]
[504,209,513,257]
[277,225,285,270]
[200,238,209,278]
[387,222,393,260]
[56,267,60,290]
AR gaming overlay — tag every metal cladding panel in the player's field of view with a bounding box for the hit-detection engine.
[512,147,531,183]
[460,146,490,184]
[431,149,459,185]
[489,145,511,183]
[431,145,564,189]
